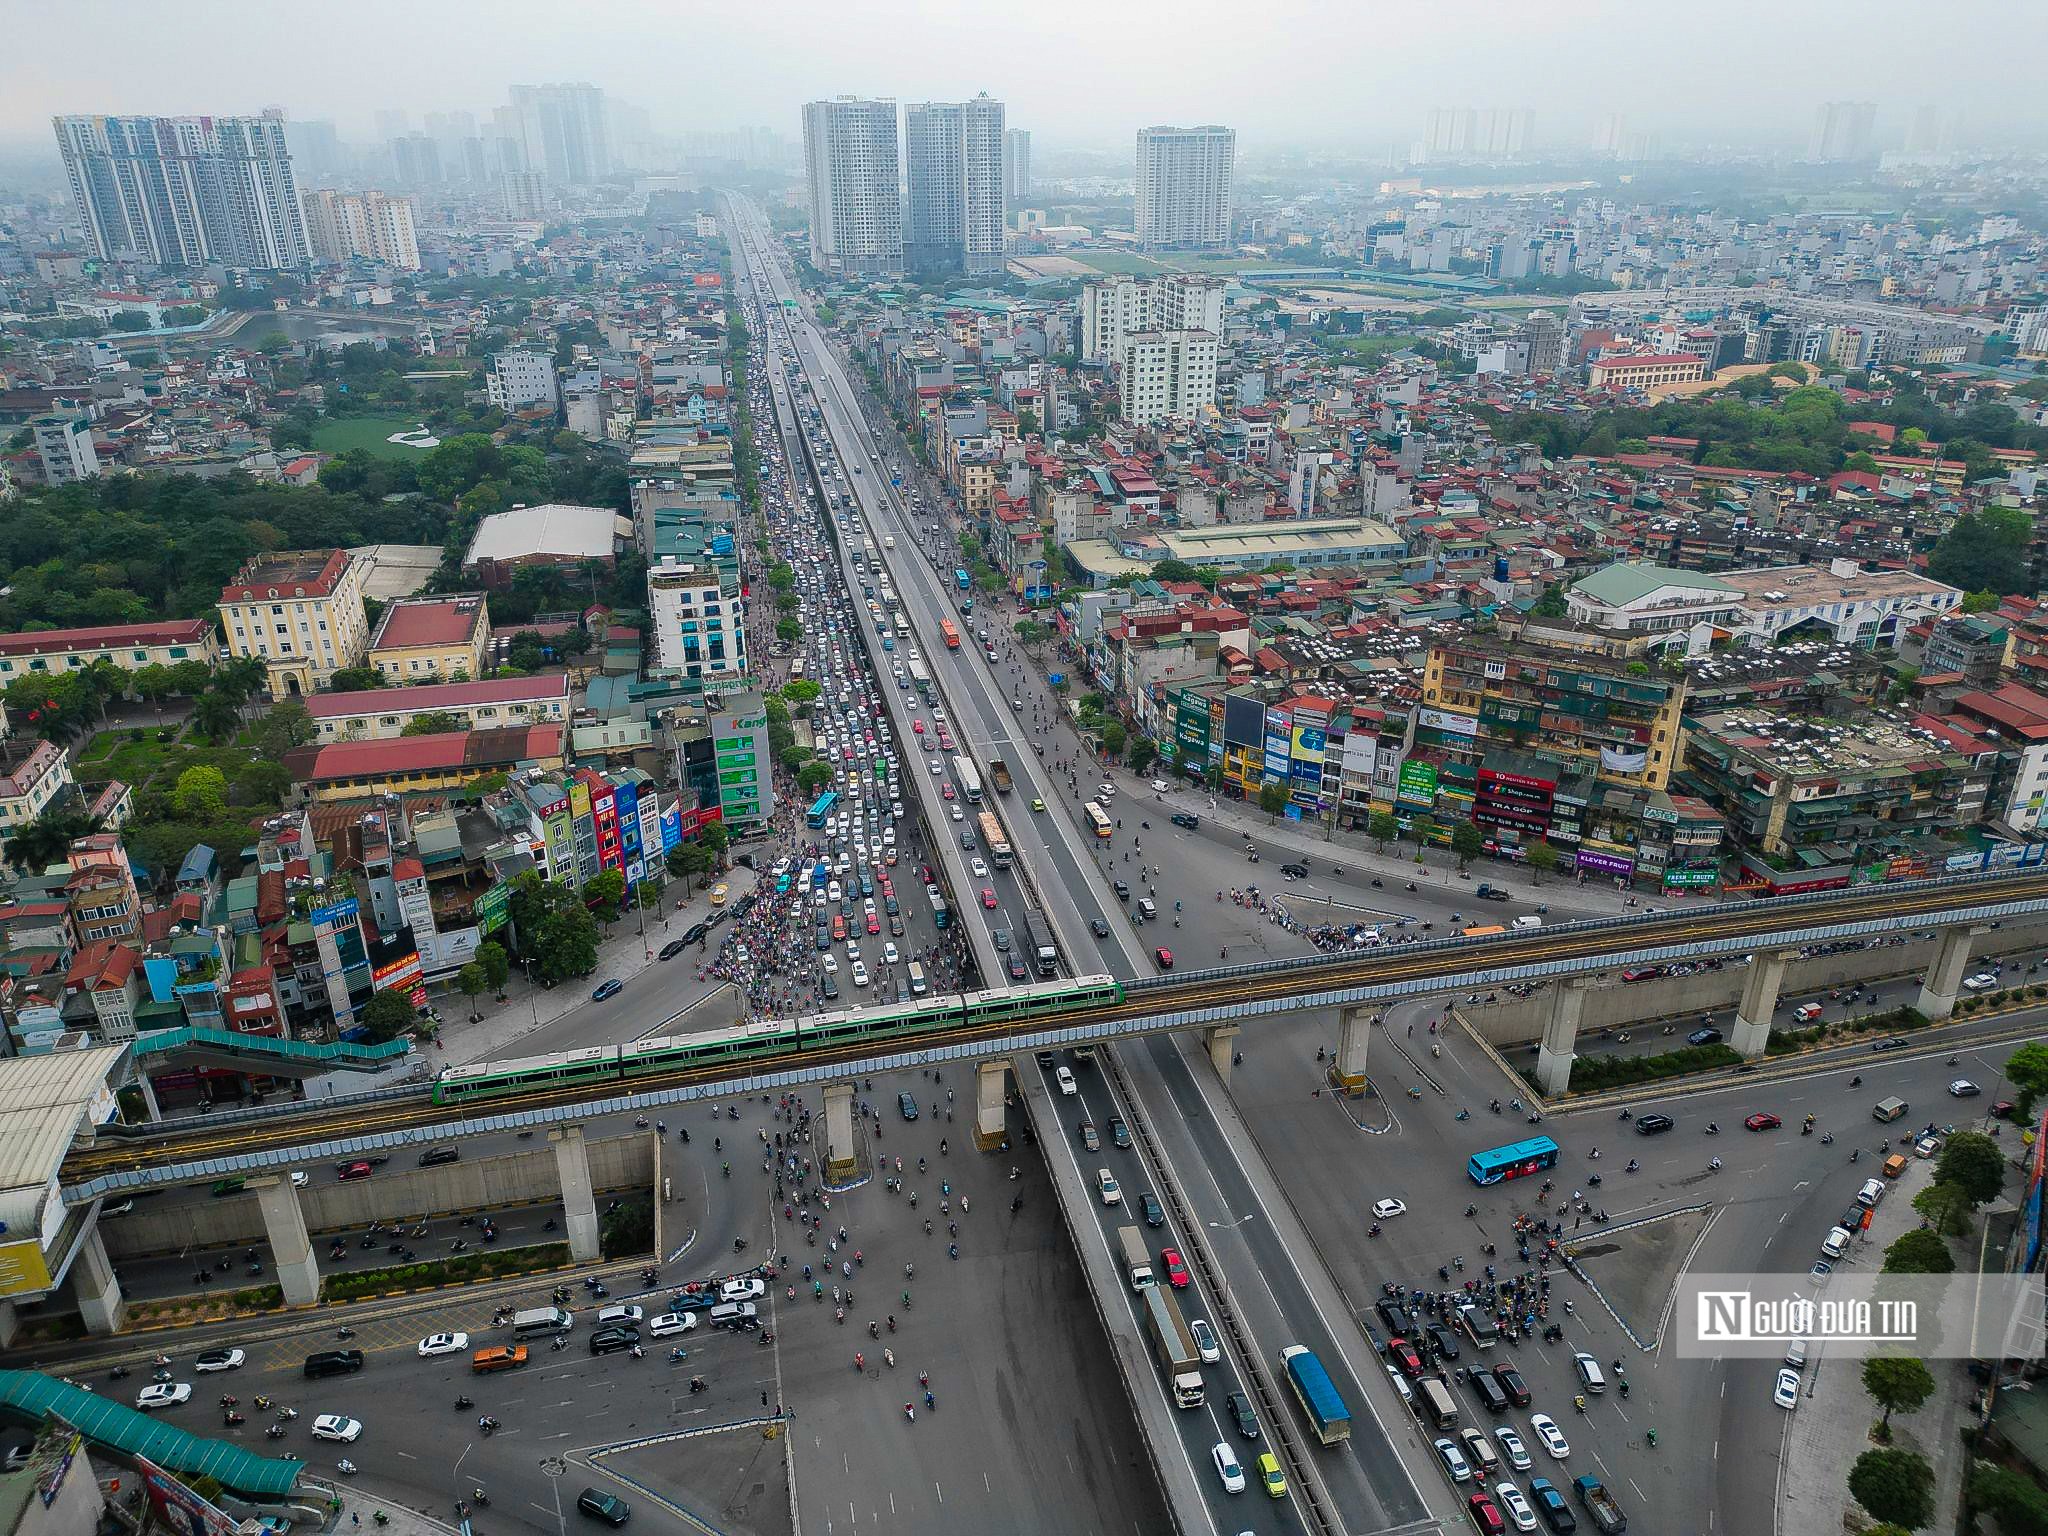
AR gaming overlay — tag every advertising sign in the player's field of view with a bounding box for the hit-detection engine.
[474,882,510,934]
[1397,759,1439,806]
[139,1456,244,1536]
[1342,733,1378,778]
[371,951,422,992]
[1222,694,1265,748]
[1574,848,1635,878]
[309,897,359,929]
[660,803,684,852]
[1263,705,1292,784]
[0,1238,52,1299]
[1663,867,1718,888]
[1417,707,1478,739]
[1289,723,1328,767]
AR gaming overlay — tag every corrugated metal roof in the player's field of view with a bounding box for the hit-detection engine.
[0,1048,127,1203]
[0,1370,302,1495]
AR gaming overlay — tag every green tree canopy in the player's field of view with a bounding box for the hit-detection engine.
[1911,1181,1974,1238]
[1257,782,1289,819]
[1847,1448,1934,1531]
[1451,821,1485,867]
[1933,1131,2006,1206]
[400,710,466,737]
[1880,1228,1955,1275]
[2004,1041,2048,1120]
[583,868,627,924]
[356,989,418,1043]
[1929,506,2033,594]
[173,764,230,821]
[1368,810,1399,850]
[1861,1355,1935,1430]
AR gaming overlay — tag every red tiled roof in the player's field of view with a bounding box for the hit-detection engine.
[0,618,213,659]
[302,674,569,721]
[284,724,565,784]
[371,596,487,651]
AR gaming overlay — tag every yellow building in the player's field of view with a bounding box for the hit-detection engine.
[218,550,369,700]
[367,594,491,684]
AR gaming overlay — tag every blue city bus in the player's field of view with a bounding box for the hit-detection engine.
[1467,1135,1561,1186]
[806,791,839,829]
[955,568,971,591]
[931,894,950,930]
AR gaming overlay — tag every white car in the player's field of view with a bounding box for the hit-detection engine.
[1433,1437,1471,1483]
[883,942,900,964]
[1056,1066,1077,1095]
[1189,1318,1221,1364]
[416,1333,468,1358]
[850,961,870,987]
[1774,1368,1801,1409]
[1210,1441,1246,1494]
[1371,1198,1407,1220]
[193,1348,246,1372]
[1821,1226,1852,1260]
[1949,1079,1981,1097]
[719,1278,767,1303]
[136,1383,191,1411]
[648,1313,697,1338]
[969,857,989,879]
[1151,779,1171,794]
[311,1415,362,1443]
[1096,1168,1121,1205]
[950,805,964,821]
[289,1171,309,1188]
[1963,972,1999,992]
[1528,1413,1569,1460]
[1495,1481,1539,1533]
[827,880,843,903]
[1493,1424,1531,1471]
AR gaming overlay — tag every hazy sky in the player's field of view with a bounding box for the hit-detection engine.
[5,0,2045,155]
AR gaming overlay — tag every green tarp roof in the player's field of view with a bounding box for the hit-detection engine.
[0,1370,303,1495]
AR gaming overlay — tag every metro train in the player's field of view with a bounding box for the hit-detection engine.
[432,974,1123,1104]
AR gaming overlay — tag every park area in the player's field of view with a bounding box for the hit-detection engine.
[310,415,440,459]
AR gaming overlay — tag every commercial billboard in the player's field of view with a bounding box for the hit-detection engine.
[1263,705,1292,784]
[1342,733,1378,780]
[660,803,684,852]
[474,882,510,934]
[1416,707,1478,739]
[1397,759,1439,807]
[1222,694,1265,749]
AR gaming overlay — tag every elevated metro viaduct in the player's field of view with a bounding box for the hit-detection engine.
[26,868,2048,1334]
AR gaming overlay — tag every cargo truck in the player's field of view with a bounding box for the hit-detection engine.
[977,811,1012,869]
[1278,1344,1351,1444]
[1117,1225,1154,1290]
[1020,907,1059,977]
[1142,1285,1204,1407]
[1573,1475,1628,1533]
[987,757,1014,795]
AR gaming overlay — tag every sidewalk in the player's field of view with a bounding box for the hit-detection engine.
[1779,1153,1978,1536]
[309,1484,464,1536]
[427,867,758,1069]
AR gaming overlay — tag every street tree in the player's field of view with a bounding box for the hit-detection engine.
[456,963,488,1020]
[477,940,510,1000]
[1451,820,1484,868]
[1861,1356,1935,1432]
[1258,783,1289,820]
[1127,739,1156,773]
[357,989,418,1043]
[1880,1228,1954,1275]
[798,760,833,796]
[2004,1041,2048,1120]
[1934,1131,2007,1206]
[1911,1181,1974,1238]
[1526,841,1560,882]
[1847,1448,1934,1531]
[698,822,729,868]
[583,869,627,925]
[533,901,599,983]
[1368,811,1398,851]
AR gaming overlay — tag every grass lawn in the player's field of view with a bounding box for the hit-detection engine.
[1075,251,1173,276]
[311,415,437,459]
[77,725,264,798]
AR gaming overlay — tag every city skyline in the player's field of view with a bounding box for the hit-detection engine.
[6,0,2047,158]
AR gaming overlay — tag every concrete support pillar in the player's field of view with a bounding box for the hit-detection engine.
[73,1228,125,1337]
[1331,1006,1370,1096]
[974,1060,1008,1152]
[1918,924,1989,1021]
[1732,949,1796,1058]
[251,1173,320,1306]
[0,1300,18,1350]
[1204,1025,1240,1081]
[1536,981,1589,1098]
[549,1125,601,1263]
[822,1082,859,1183]
[135,1072,162,1123]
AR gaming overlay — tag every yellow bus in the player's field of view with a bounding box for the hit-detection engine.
[1084,802,1113,839]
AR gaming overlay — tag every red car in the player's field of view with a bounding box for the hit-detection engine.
[1466,1492,1506,1536]
[912,720,925,735]
[337,1160,374,1181]
[941,784,955,800]
[864,912,881,934]
[1744,1112,1782,1131]
[1388,1337,1423,1380]
[1154,947,1174,971]
[1161,1249,1190,1289]
[831,914,847,941]
[980,887,998,910]
[880,878,894,898]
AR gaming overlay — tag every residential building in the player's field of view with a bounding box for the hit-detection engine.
[1119,330,1220,426]
[1567,560,1961,655]
[0,739,75,841]
[31,415,98,485]
[504,83,612,184]
[282,723,567,802]
[218,549,370,700]
[904,94,1005,277]
[486,349,559,412]
[1809,101,1876,163]
[1946,684,2048,836]
[303,674,571,742]
[647,558,749,692]
[302,189,421,270]
[1079,274,1225,362]
[462,502,621,586]
[53,111,311,269]
[0,618,213,682]
[367,594,491,683]
[802,98,904,278]
[1135,126,1235,251]
[1003,128,1031,210]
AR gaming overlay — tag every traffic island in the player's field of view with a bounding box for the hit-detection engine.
[1556,1205,1714,1349]
[587,1415,794,1534]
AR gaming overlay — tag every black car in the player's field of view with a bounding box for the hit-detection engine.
[898,1092,919,1121]
[1113,880,1130,900]
[1492,1362,1531,1407]
[1035,1051,1056,1069]
[1376,1299,1409,1338]
[681,921,709,945]
[1280,862,1309,880]
[1362,1320,1385,1355]
[658,939,689,961]
[1225,1390,1261,1439]
[1139,1191,1165,1227]
[1686,1026,1723,1046]
[1170,812,1200,829]
[588,1327,640,1355]
[1633,1113,1676,1135]
[1089,918,1111,939]
[991,929,1011,952]
[1426,1323,1460,1361]
[576,1490,631,1526]
[1006,953,1028,981]
[1109,1116,1131,1149]
[820,971,839,1000]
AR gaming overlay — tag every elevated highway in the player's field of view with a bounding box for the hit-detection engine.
[61,867,2048,1194]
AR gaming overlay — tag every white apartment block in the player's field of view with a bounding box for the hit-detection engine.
[31,415,99,484]
[487,349,559,411]
[1135,125,1234,251]
[648,559,749,690]
[1119,331,1219,427]
[303,189,420,270]
[0,739,74,837]
[803,98,903,278]
[1080,274,1225,362]
[905,95,1005,277]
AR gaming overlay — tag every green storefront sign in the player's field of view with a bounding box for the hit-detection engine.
[1663,867,1718,889]
[475,882,511,933]
[1397,759,1438,806]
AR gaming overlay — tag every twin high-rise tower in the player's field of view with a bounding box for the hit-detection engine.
[804,94,1008,280]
